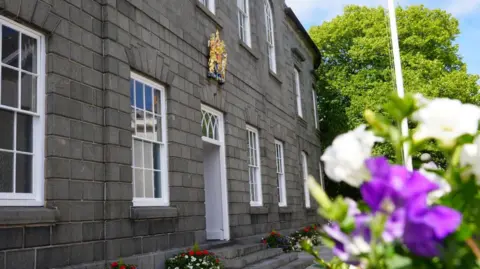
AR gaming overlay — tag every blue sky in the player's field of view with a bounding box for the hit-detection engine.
[285,0,480,75]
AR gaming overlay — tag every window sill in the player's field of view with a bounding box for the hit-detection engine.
[298,116,307,128]
[269,70,282,84]
[250,206,269,215]
[279,207,293,214]
[239,41,259,60]
[195,2,223,29]
[130,206,179,220]
[0,207,59,225]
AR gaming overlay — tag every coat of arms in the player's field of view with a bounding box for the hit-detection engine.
[208,30,227,84]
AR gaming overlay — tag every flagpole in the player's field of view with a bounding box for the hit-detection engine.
[387,0,413,170]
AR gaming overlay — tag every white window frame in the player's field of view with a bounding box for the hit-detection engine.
[237,0,251,46]
[295,68,303,118]
[0,16,45,206]
[319,161,325,190]
[301,151,311,208]
[199,0,215,14]
[131,72,169,207]
[312,89,318,129]
[275,140,287,207]
[264,0,276,73]
[247,125,262,206]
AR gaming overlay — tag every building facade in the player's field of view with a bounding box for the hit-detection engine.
[0,0,322,268]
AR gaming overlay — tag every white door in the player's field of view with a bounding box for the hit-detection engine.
[201,105,230,241]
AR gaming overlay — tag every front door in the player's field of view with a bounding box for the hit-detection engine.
[201,105,229,241]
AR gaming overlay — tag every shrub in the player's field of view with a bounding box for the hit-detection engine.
[108,260,137,269]
[261,231,294,252]
[165,244,224,269]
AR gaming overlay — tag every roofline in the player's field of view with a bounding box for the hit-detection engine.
[284,7,321,69]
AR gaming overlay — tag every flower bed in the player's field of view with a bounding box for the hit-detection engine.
[165,244,223,269]
[261,225,321,252]
[109,260,137,269]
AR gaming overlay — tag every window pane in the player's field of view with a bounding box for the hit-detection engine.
[133,139,143,168]
[143,142,153,169]
[145,85,153,112]
[2,26,19,67]
[0,109,14,150]
[154,171,161,198]
[153,144,161,170]
[134,168,144,198]
[21,34,37,73]
[20,72,36,112]
[155,116,162,142]
[15,154,32,193]
[144,170,154,198]
[135,109,145,138]
[1,66,18,108]
[16,113,32,152]
[145,113,155,140]
[154,90,161,115]
[0,151,13,192]
[135,81,144,109]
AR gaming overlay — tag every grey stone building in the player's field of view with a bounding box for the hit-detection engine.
[0,0,323,268]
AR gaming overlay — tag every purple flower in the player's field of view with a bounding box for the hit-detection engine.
[404,205,462,257]
[361,157,438,212]
[360,157,462,257]
[323,224,363,265]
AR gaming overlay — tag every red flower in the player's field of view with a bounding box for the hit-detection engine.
[270,231,276,236]
[262,239,266,244]
[304,227,310,232]
[111,262,118,268]
[203,250,209,255]
[216,259,220,264]
[120,266,126,269]
[195,250,202,256]
[188,250,194,256]
[181,253,185,257]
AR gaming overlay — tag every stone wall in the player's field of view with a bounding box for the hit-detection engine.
[0,0,322,268]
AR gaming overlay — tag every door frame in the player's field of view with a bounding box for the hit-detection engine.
[201,104,230,241]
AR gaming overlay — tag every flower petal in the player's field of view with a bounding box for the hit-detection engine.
[360,179,389,212]
[423,206,462,239]
[365,157,390,178]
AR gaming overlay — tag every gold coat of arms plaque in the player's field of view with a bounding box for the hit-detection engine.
[208,30,227,84]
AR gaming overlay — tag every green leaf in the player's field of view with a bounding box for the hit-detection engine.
[388,255,413,269]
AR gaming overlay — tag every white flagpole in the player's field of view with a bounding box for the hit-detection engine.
[387,0,413,170]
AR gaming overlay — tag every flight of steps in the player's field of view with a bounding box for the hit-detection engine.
[209,242,314,269]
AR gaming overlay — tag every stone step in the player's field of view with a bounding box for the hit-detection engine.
[244,252,299,269]
[278,255,314,269]
[223,247,284,269]
[210,243,267,259]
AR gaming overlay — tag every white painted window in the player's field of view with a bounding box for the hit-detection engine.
[275,140,286,207]
[131,73,169,206]
[247,125,262,206]
[264,0,276,73]
[0,17,45,206]
[312,89,318,129]
[295,68,303,118]
[301,151,311,208]
[199,0,215,14]
[237,0,251,46]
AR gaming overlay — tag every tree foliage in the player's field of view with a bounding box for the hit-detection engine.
[310,5,480,197]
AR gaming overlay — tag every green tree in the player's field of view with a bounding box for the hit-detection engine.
[310,5,480,197]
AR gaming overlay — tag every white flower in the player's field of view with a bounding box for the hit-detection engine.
[321,125,381,187]
[420,161,451,203]
[412,98,480,147]
[414,93,430,107]
[460,136,480,184]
